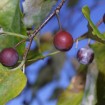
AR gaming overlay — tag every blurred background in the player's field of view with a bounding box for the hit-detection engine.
[6,0,105,105]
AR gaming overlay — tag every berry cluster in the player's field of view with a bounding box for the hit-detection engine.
[0,48,19,67]
[53,30,94,65]
[0,31,94,67]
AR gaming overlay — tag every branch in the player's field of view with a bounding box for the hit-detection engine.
[31,0,66,38]
[74,18,105,44]
[23,0,66,62]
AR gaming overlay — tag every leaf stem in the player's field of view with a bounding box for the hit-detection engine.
[26,51,60,62]
[96,18,103,27]
[1,31,28,39]
[45,51,60,57]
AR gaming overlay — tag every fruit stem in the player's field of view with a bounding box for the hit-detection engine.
[45,51,60,57]
[10,60,25,71]
[96,18,103,27]
[56,10,62,30]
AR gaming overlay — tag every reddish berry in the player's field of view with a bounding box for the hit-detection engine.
[103,14,105,24]
[0,48,19,67]
[77,46,94,65]
[53,30,73,51]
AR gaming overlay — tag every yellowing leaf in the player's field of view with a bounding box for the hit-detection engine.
[57,86,83,105]
[0,64,27,105]
[57,72,85,105]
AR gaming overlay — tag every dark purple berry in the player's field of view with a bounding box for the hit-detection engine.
[77,46,94,65]
[103,14,105,24]
[53,30,73,51]
[0,48,19,67]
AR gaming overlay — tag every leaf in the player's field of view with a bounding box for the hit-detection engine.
[90,43,105,104]
[90,43,105,75]
[57,58,90,105]
[40,32,53,52]
[23,0,57,27]
[81,60,98,105]
[0,64,27,105]
[57,85,84,105]
[57,72,86,105]
[82,6,105,40]
[34,52,65,87]
[67,0,79,7]
[25,33,54,66]
[49,88,64,100]
[26,49,44,66]
[0,0,26,55]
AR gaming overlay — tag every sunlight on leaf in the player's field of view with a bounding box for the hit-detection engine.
[57,85,84,105]
[0,64,27,105]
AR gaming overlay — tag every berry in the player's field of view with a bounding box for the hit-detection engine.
[53,30,73,51]
[103,13,105,24]
[77,46,94,65]
[0,48,19,67]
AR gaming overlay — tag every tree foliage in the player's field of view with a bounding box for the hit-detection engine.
[0,0,105,105]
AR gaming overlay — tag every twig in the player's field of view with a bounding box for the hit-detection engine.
[32,0,65,37]
[14,39,27,48]
[23,0,66,62]
[73,17,105,43]
[96,18,103,27]
[23,38,33,61]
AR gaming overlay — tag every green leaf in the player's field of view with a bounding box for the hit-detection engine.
[57,71,86,105]
[40,33,53,52]
[82,6,105,40]
[57,86,83,105]
[23,0,57,27]
[25,33,54,66]
[0,64,27,105]
[0,0,26,55]
[90,43,105,104]
[26,49,44,66]
[90,43,105,75]
[49,88,64,100]
[67,0,79,7]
